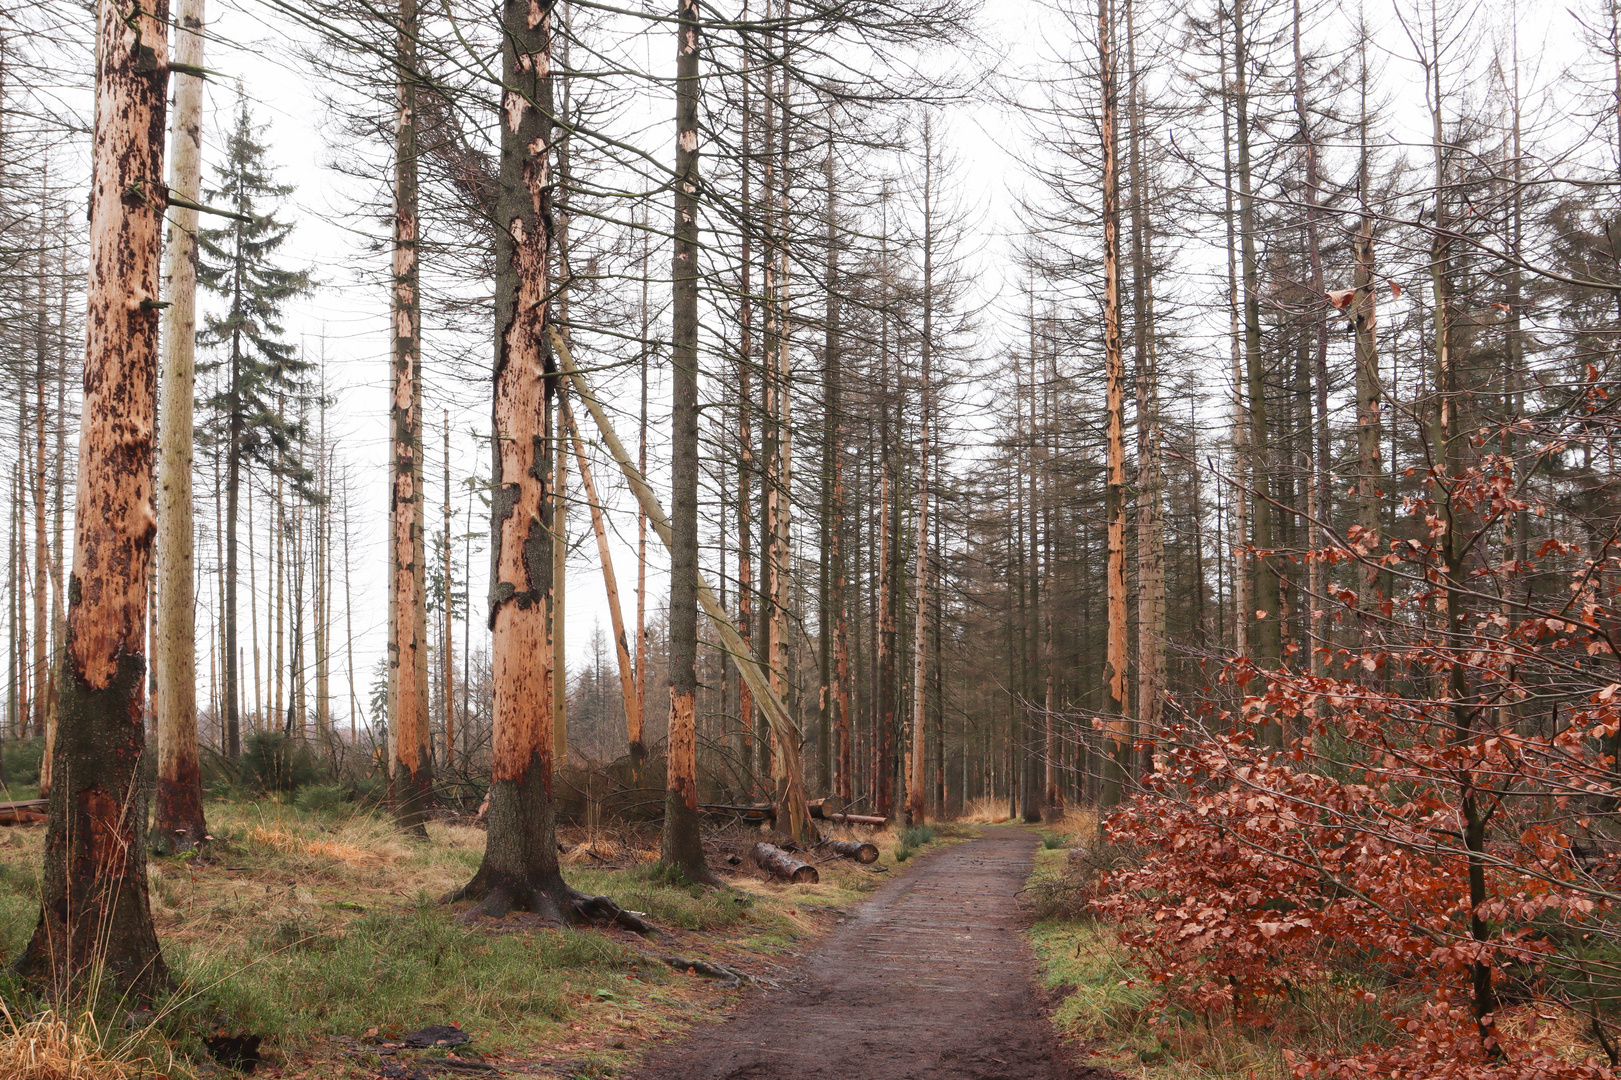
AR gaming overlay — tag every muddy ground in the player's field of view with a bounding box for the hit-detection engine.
[625,827,1113,1080]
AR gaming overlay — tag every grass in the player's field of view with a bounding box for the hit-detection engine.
[0,797,903,1077]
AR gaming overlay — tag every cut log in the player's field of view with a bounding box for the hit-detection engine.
[825,838,879,864]
[808,796,845,820]
[752,842,819,884]
[825,812,887,828]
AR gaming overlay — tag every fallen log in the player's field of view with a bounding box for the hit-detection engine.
[824,812,887,828]
[752,842,819,884]
[0,799,47,826]
[825,838,879,864]
[700,796,847,824]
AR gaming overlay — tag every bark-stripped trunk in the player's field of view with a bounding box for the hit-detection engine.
[18,0,169,996]
[552,387,568,762]
[662,0,709,880]
[154,0,207,852]
[390,0,433,833]
[562,402,641,755]
[1099,0,1129,809]
[444,0,644,924]
[442,410,454,767]
[1125,0,1163,778]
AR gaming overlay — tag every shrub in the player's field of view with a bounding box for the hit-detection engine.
[0,737,44,789]
[239,733,321,793]
[1041,833,1066,850]
[899,824,935,848]
[894,844,914,862]
[292,784,349,814]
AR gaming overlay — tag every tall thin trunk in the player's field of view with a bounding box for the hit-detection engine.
[442,410,454,768]
[1220,12,1249,658]
[563,401,641,757]
[876,190,896,820]
[1099,0,1129,809]
[1292,0,1329,689]
[825,146,851,804]
[390,0,432,832]
[1234,0,1282,691]
[154,0,207,849]
[634,213,651,762]
[20,0,170,994]
[446,0,599,922]
[907,121,934,826]
[1126,0,1163,775]
[661,0,709,881]
[553,386,568,762]
[1353,42,1383,654]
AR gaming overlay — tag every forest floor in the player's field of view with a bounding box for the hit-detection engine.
[0,796,960,1078]
[624,825,1094,1080]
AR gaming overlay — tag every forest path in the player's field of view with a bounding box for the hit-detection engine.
[624,827,1091,1080]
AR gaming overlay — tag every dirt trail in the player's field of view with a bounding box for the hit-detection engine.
[626,827,1091,1080]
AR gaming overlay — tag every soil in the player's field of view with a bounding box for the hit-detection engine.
[625,826,1114,1080]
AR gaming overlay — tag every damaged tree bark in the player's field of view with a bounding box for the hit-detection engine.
[440,0,645,934]
[17,0,170,998]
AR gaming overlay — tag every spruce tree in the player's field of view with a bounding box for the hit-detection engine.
[196,92,311,759]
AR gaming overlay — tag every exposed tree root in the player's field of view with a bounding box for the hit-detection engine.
[441,878,656,935]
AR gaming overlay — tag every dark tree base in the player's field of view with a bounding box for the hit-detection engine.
[442,766,654,934]
[152,764,209,855]
[441,869,655,934]
[392,768,434,839]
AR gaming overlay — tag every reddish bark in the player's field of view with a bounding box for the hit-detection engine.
[17,0,169,997]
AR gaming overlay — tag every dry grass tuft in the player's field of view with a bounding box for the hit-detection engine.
[1045,808,1100,839]
[1496,1005,1605,1067]
[0,1007,159,1080]
[959,796,1013,823]
[248,825,377,866]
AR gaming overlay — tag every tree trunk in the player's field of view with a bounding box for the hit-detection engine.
[1099,0,1130,809]
[390,0,432,833]
[444,0,639,925]
[907,120,935,827]
[1234,0,1282,693]
[562,402,641,760]
[154,0,207,852]
[18,0,170,996]
[553,386,568,762]
[1126,0,1163,781]
[662,0,711,881]
[442,410,453,767]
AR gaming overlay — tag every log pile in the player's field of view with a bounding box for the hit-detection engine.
[752,842,819,884]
